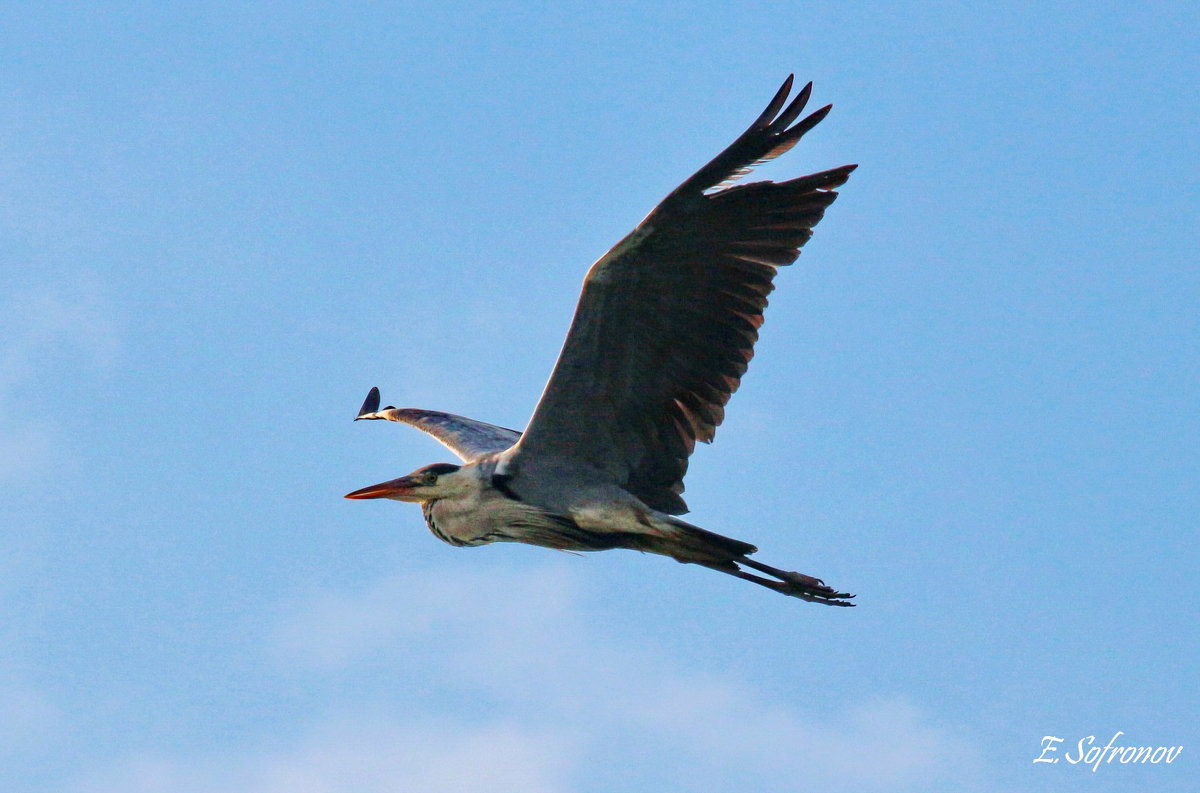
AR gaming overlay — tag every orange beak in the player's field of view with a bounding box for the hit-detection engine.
[344,476,419,501]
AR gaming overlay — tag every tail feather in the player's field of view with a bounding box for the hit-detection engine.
[665,517,758,560]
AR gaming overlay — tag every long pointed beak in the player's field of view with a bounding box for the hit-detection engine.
[344,476,417,500]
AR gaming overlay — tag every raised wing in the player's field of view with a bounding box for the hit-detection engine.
[354,387,520,462]
[511,76,855,514]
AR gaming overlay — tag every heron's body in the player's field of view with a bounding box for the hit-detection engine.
[412,457,634,551]
[359,449,735,559]
[346,77,857,605]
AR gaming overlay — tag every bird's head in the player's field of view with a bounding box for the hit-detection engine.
[344,462,464,503]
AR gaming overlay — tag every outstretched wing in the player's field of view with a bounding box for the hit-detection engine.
[355,387,521,462]
[510,76,855,514]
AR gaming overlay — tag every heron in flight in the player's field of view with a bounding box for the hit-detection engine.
[346,76,857,605]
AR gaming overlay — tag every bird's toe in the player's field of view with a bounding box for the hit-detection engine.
[777,570,855,605]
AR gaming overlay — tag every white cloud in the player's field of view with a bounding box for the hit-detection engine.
[75,717,574,793]
[0,422,58,484]
[0,282,121,750]
[0,281,118,386]
[0,683,61,757]
[0,281,118,485]
[75,564,991,793]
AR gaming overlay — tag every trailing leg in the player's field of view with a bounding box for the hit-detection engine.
[654,516,855,606]
[699,557,855,606]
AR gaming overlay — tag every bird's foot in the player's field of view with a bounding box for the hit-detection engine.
[775,570,855,606]
[737,557,855,606]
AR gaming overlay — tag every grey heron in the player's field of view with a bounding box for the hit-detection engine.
[346,76,857,605]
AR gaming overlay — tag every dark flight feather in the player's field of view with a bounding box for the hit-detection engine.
[512,77,856,514]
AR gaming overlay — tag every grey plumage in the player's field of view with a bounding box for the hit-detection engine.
[346,76,856,606]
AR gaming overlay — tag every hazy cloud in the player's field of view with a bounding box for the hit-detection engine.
[75,717,573,793]
[0,281,118,484]
[0,683,61,758]
[76,564,990,793]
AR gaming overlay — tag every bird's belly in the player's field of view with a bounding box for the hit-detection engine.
[570,500,660,534]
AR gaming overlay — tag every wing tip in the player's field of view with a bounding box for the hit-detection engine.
[825,162,858,187]
[355,386,381,420]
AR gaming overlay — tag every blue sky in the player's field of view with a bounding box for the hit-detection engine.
[2,2,1196,791]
